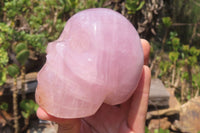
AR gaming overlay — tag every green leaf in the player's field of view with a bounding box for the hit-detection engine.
[154,129,159,133]
[21,111,29,119]
[171,37,180,51]
[136,1,145,11]
[20,100,38,118]
[162,17,172,28]
[172,37,180,46]
[182,45,190,53]
[34,104,39,112]
[188,56,197,65]
[145,126,150,133]
[159,61,171,76]
[189,46,200,56]
[159,128,170,133]
[169,32,178,39]
[181,71,189,80]
[16,49,29,65]
[169,52,179,62]
[187,94,191,100]
[125,0,144,14]
[0,68,7,86]
[7,64,19,78]
[15,43,27,54]
[0,48,9,68]
[0,102,8,111]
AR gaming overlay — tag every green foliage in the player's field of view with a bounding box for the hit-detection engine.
[0,102,9,111]
[125,0,145,14]
[190,46,200,56]
[15,42,29,65]
[3,0,64,53]
[188,56,197,65]
[15,43,27,54]
[159,60,171,77]
[171,37,180,51]
[20,100,38,119]
[169,32,178,40]
[169,52,179,62]
[7,64,19,78]
[1,0,109,55]
[182,45,190,53]
[23,33,47,53]
[154,128,170,133]
[155,27,200,96]
[167,32,181,52]
[181,71,189,80]
[0,68,7,86]
[16,49,29,65]
[3,0,34,19]
[0,48,9,68]
[192,73,200,90]
[145,127,170,133]
[169,1,200,43]
[162,17,172,28]
[181,44,200,65]
[0,48,9,85]
[145,127,150,133]
[0,0,111,72]
[0,23,13,49]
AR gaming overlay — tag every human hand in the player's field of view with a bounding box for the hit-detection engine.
[37,39,151,133]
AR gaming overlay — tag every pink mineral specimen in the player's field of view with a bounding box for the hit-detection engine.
[35,8,144,118]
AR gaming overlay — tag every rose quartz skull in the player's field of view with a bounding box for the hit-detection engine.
[35,8,144,118]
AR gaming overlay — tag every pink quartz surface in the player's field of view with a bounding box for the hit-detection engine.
[35,8,144,118]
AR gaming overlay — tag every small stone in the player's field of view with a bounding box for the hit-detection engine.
[148,117,171,132]
[173,97,200,132]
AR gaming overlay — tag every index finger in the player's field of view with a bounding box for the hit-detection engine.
[141,39,150,65]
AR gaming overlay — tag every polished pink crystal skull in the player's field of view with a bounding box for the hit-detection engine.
[35,8,144,118]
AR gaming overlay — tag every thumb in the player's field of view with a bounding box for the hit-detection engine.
[127,66,151,132]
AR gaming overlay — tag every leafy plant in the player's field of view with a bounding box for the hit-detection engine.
[145,126,150,133]
[0,48,8,85]
[0,48,9,67]
[7,64,19,78]
[159,60,171,77]
[154,128,170,133]
[16,49,29,65]
[169,51,179,63]
[162,17,172,28]
[0,69,7,86]
[20,99,38,131]
[125,0,145,14]
[15,43,27,54]
[0,102,9,111]
[20,100,38,119]
[0,23,13,49]
[155,29,200,102]
[7,64,20,133]
[145,127,170,133]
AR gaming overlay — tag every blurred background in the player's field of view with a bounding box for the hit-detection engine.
[0,0,200,133]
